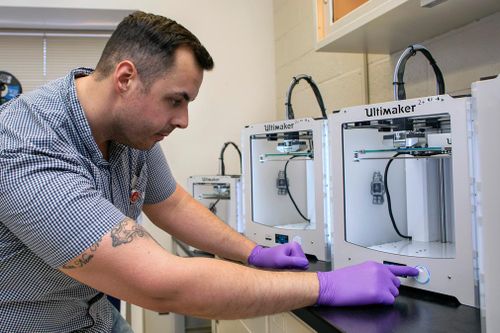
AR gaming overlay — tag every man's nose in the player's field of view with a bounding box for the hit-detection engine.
[172,108,189,129]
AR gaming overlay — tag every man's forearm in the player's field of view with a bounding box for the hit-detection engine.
[143,185,256,263]
[171,203,255,263]
[60,218,318,320]
[151,256,319,319]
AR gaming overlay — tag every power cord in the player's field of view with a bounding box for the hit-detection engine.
[219,141,242,176]
[208,198,221,214]
[384,152,412,240]
[384,151,443,240]
[284,155,310,222]
[285,74,327,120]
[393,44,445,101]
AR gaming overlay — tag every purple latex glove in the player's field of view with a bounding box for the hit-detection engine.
[316,261,419,306]
[247,242,309,270]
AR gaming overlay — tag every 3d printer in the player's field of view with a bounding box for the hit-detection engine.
[329,45,478,306]
[470,74,500,330]
[242,75,332,261]
[187,142,244,234]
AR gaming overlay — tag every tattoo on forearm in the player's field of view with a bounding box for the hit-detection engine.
[61,220,151,270]
[110,219,150,247]
[62,237,102,269]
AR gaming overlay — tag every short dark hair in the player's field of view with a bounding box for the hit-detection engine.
[95,11,214,88]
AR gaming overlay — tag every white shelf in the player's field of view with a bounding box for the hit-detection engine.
[316,0,500,54]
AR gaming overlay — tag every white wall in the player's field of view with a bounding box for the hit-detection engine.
[367,11,500,103]
[0,0,276,187]
[273,1,500,117]
[273,0,368,119]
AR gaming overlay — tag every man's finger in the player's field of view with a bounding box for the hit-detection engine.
[387,265,419,277]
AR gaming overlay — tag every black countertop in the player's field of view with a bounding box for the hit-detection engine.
[293,259,480,333]
[293,292,480,333]
[173,240,480,332]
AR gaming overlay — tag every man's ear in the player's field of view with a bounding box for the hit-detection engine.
[113,60,137,94]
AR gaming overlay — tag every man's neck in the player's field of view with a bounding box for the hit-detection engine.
[75,74,113,160]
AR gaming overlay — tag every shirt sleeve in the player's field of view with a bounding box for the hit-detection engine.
[0,146,126,269]
[143,143,177,205]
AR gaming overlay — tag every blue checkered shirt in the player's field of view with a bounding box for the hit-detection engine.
[0,68,177,332]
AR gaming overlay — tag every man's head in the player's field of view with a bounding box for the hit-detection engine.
[84,11,214,151]
[94,11,214,90]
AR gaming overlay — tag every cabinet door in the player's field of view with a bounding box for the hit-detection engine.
[214,316,268,333]
[333,0,368,21]
[215,313,314,333]
[214,319,250,333]
[316,0,500,53]
[269,313,316,333]
[241,316,268,332]
[144,309,183,333]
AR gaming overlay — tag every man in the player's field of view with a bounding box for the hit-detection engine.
[0,11,417,332]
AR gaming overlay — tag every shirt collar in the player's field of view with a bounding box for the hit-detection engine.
[64,68,127,166]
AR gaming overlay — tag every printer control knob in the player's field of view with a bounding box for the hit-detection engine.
[414,265,431,284]
[292,235,302,245]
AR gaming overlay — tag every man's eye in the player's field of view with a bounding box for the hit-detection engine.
[170,99,182,107]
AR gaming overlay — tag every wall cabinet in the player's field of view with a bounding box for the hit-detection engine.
[316,0,500,53]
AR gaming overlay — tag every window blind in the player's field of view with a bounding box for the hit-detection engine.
[45,35,108,82]
[0,35,45,92]
[0,31,109,93]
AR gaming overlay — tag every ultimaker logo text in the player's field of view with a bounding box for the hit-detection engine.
[365,104,416,117]
[264,123,294,131]
[201,177,220,182]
